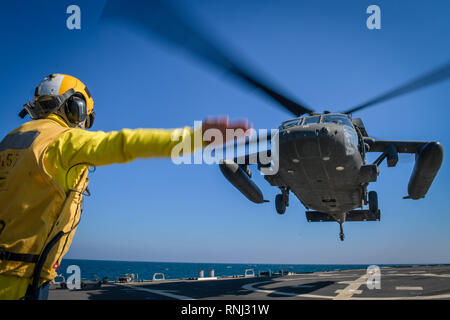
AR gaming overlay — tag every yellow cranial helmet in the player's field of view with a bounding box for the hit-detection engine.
[34,74,94,114]
[22,74,95,128]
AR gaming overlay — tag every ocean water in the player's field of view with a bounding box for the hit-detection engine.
[57,259,407,282]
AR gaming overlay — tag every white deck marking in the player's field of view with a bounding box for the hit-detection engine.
[395,286,423,291]
[121,271,450,301]
[242,280,334,299]
[240,272,450,300]
[349,293,450,300]
[385,273,450,278]
[333,273,370,300]
[335,289,363,295]
[418,273,450,278]
[121,284,196,300]
[243,279,450,300]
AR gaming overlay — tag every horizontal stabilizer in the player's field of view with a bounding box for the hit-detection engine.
[305,211,335,222]
[306,210,380,222]
[346,210,380,222]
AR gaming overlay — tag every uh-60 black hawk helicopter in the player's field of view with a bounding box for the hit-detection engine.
[104,0,446,241]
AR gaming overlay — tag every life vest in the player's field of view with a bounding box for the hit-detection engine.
[0,119,89,282]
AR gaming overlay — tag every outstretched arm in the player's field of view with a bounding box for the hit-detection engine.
[44,117,249,191]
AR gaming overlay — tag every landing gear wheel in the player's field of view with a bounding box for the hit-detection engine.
[275,188,289,214]
[368,191,378,213]
[275,187,289,214]
[275,194,286,214]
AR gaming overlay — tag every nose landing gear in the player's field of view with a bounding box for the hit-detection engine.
[339,223,345,241]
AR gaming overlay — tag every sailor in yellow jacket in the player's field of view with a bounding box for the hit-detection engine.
[0,74,248,300]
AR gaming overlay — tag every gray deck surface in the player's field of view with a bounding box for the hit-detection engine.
[49,265,450,300]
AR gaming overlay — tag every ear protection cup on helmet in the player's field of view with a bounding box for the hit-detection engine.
[85,110,95,129]
[65,96,87,124]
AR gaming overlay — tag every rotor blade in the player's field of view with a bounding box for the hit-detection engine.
[343,61,450,114]
[101,0,314,116]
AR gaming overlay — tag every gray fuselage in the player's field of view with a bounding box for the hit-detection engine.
[266,114,365,216]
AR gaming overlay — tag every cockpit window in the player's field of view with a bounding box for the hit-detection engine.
[322,114,353,127]
[280,119,300,129]
[303,116,320,125]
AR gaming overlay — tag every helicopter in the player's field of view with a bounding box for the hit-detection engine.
[103,0,446,241]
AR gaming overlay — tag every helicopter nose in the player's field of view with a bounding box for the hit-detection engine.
[279,123,345,160]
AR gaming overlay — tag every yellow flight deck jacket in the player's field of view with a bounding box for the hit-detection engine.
[0,113,203,299]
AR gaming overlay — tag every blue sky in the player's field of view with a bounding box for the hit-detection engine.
[1,0,449,264]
